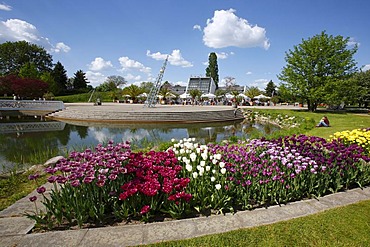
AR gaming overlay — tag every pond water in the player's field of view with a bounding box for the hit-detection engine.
[0,114,279,171]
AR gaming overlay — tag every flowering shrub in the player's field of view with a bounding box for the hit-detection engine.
[330,128,370,155]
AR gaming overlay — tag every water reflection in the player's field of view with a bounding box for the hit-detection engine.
[0,115,279,171]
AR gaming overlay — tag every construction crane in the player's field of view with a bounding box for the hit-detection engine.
[145,55,169,107]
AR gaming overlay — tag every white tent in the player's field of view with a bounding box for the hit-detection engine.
[138,93,148,97]
[225,93,233,99]
[180,93,191,99]
[238,93,251,100]
[201,93,216,98]
[253,94,271,99]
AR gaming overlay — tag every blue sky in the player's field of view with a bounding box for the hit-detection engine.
[1,0,369,89]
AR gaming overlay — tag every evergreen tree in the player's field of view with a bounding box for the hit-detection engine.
[265,80,277,97]
[206,52,219,89]
[52,61,68,95]
[73,70,89,90]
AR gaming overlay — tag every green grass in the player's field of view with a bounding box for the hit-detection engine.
[0,171,47,211]
[55,91,114,103]
[149,199,370,247]
[247,109,370,139]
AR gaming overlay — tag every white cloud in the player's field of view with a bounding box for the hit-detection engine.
[203,9,270,50]
[125,73,141,81]
[0,18,70,53]
[51,42,71,53]
[347,37,360,47]
[85,71,107,88]
[246,71,252,75]
[0,3,12,11]
[215,52,231,59]
[118,56,151,73]
[0,19,39,42]
[147,49,193,67]
[362,64,370,71]
[88,57,113,71]
[248,78,269,90]
[193,24,201,31]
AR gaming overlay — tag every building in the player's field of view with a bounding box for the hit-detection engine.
[218,85,246,93]
[186,76,216,94]
[170,85,186,95]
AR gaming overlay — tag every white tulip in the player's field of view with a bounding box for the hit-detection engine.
[215,184,222,190]
[192,172,198,178]
[211,176,216,182]
[219,162,225,168]
[220,168,226,174]
[186,164,193,172]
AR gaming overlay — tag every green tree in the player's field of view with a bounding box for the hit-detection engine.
[122,84,144,103]
[278,31,358,111]
[205,52,219,89]
[352,70,370,107]
[96,75,126,92]
[140,81,154,93]
[159,85,172,102]
[189,89,202,103]
[40,72,56,94]
[18,62,40,79]
[0,41,53,75]
[73,70,89,90]
[244,86,262,99]
[265,80,277,97]
[51,61,68,95]
[215,89,226,98]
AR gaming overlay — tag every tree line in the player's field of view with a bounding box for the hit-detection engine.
[0,41,90,99]
[1,32,369,109]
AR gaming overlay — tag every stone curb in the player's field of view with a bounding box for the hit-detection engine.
[0,186,369,247]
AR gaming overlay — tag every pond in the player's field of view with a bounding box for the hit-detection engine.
[0,114,279,172]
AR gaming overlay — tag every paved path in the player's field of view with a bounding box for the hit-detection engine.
[1,185,369,246]
[47,103,306,123]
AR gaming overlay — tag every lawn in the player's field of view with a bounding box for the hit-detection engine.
[149,199,370,247]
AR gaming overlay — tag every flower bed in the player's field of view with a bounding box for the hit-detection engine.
[330,128,370,155]
[27,135,370,231]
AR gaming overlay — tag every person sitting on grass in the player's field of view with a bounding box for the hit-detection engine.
[316,116,330,127]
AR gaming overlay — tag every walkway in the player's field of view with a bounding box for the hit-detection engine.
[46,103,305,123]
[0,185,369,246]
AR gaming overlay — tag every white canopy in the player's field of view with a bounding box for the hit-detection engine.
[225,93,233,99]
[180,93,191,99]
[254,94,271,99]
[138,93,148,97]
[201,93,216,98]
[238,93,251,100]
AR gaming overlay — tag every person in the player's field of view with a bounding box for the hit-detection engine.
[316,116,330,127]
